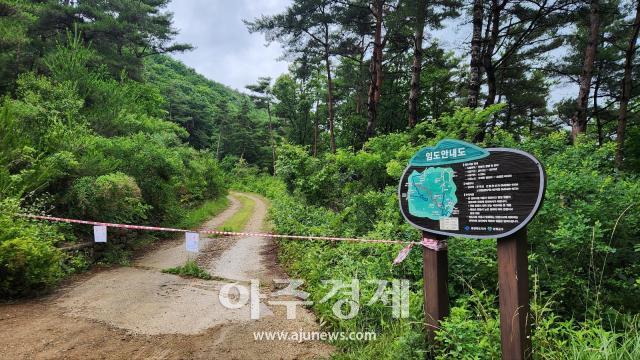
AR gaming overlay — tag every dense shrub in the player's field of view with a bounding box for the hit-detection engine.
[179,153,227,205]
[524,135,640,314]
[0,198,65,297]
[67,172,149,224]
[2,39,229,227]
[0,237,63,297]
[434,291,501,359]
[0,33,230,296]
[434,289,640,360]
[275,143,342,207]
[232,107,640,358]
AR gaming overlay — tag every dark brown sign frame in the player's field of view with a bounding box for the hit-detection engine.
[398,147,546,239]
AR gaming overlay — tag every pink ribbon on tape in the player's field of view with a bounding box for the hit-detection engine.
[393,243,414,265]
[392,235,448,265]
[421,236,448,251]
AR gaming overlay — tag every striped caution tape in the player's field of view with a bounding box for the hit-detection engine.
[18,214,447,264]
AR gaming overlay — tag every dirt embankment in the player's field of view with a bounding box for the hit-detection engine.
[0,193,333,359]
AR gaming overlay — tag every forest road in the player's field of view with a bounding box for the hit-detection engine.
[0,192,333,359]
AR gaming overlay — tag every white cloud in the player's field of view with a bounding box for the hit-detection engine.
[166,0,290,92]
[166,1,574,103]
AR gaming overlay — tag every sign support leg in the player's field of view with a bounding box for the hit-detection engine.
[422,232,449,343]
[497,227,531,360]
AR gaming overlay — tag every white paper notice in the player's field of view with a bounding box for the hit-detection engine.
[94,225,107,243]
[185,232,199,253]
[439,217,459,231]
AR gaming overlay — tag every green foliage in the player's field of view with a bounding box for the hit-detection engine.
[434,291,501,359]
[434,288,640,359]
[1,2,639,359]
[523,135,640,314]
[0,198,65,297]
[0,79,81,198]
[233,117,640,357]
[143,56,273,170]
[63,251,91,274]
[0,22,229,297]
[0,38,229,225]
[412,104,507,145]
[67,172,149,224]
[535,318,640,360]
[176,196,230,230]
[0,237,63,297]
[271,73,314,147]
[162,260,212,280]
[97,243,132,267]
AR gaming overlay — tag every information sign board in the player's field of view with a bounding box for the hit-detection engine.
[399,139,545,238]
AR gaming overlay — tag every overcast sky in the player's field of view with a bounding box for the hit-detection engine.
[166,0,290,92]
[166,1,573,102]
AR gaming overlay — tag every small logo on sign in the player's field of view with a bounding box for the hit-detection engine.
[439,217,459,231]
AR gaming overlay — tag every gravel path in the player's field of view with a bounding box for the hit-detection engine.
[0,192,333,359]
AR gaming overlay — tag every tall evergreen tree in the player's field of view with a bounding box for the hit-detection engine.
[246,77,277,172]
[615,0,640,167]
[571,0,601,141]
[246,0,342,152]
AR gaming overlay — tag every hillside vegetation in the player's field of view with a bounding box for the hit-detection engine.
[0,0,260,296]
[232,122,640,358]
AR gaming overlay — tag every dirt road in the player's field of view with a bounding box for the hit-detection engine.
[0,193,333,359]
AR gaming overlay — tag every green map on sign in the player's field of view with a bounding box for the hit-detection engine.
[408,167,457,220]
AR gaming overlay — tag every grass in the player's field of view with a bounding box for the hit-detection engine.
[162,260,212,280]
[177,196,230,230]
[218,193,255,232]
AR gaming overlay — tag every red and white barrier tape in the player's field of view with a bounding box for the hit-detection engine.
[19,214,448,264]
[21,214,187,232]
[19,214,415,245]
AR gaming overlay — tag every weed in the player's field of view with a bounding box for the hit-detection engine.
[162,260,212,280]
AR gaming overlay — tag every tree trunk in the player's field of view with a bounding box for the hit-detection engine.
[356,37,365,115]
[408,0,427,128]
[505,99,512,130]
[593,64,603,146]
[302,96,310,146]
[366,0,384,140]
[216,128,222,161]
[266,102,276,174]
[313,98,319,157]
[324,37,336,153]
[571,0,600,143]
[468,0,484,108]
[615,0,640,168]
[475,0,507,142]
[483,0,503,108]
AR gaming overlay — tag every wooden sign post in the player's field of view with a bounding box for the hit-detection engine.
[497,228,531,359]
[398,139,545,359]
[422,232,449,342]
